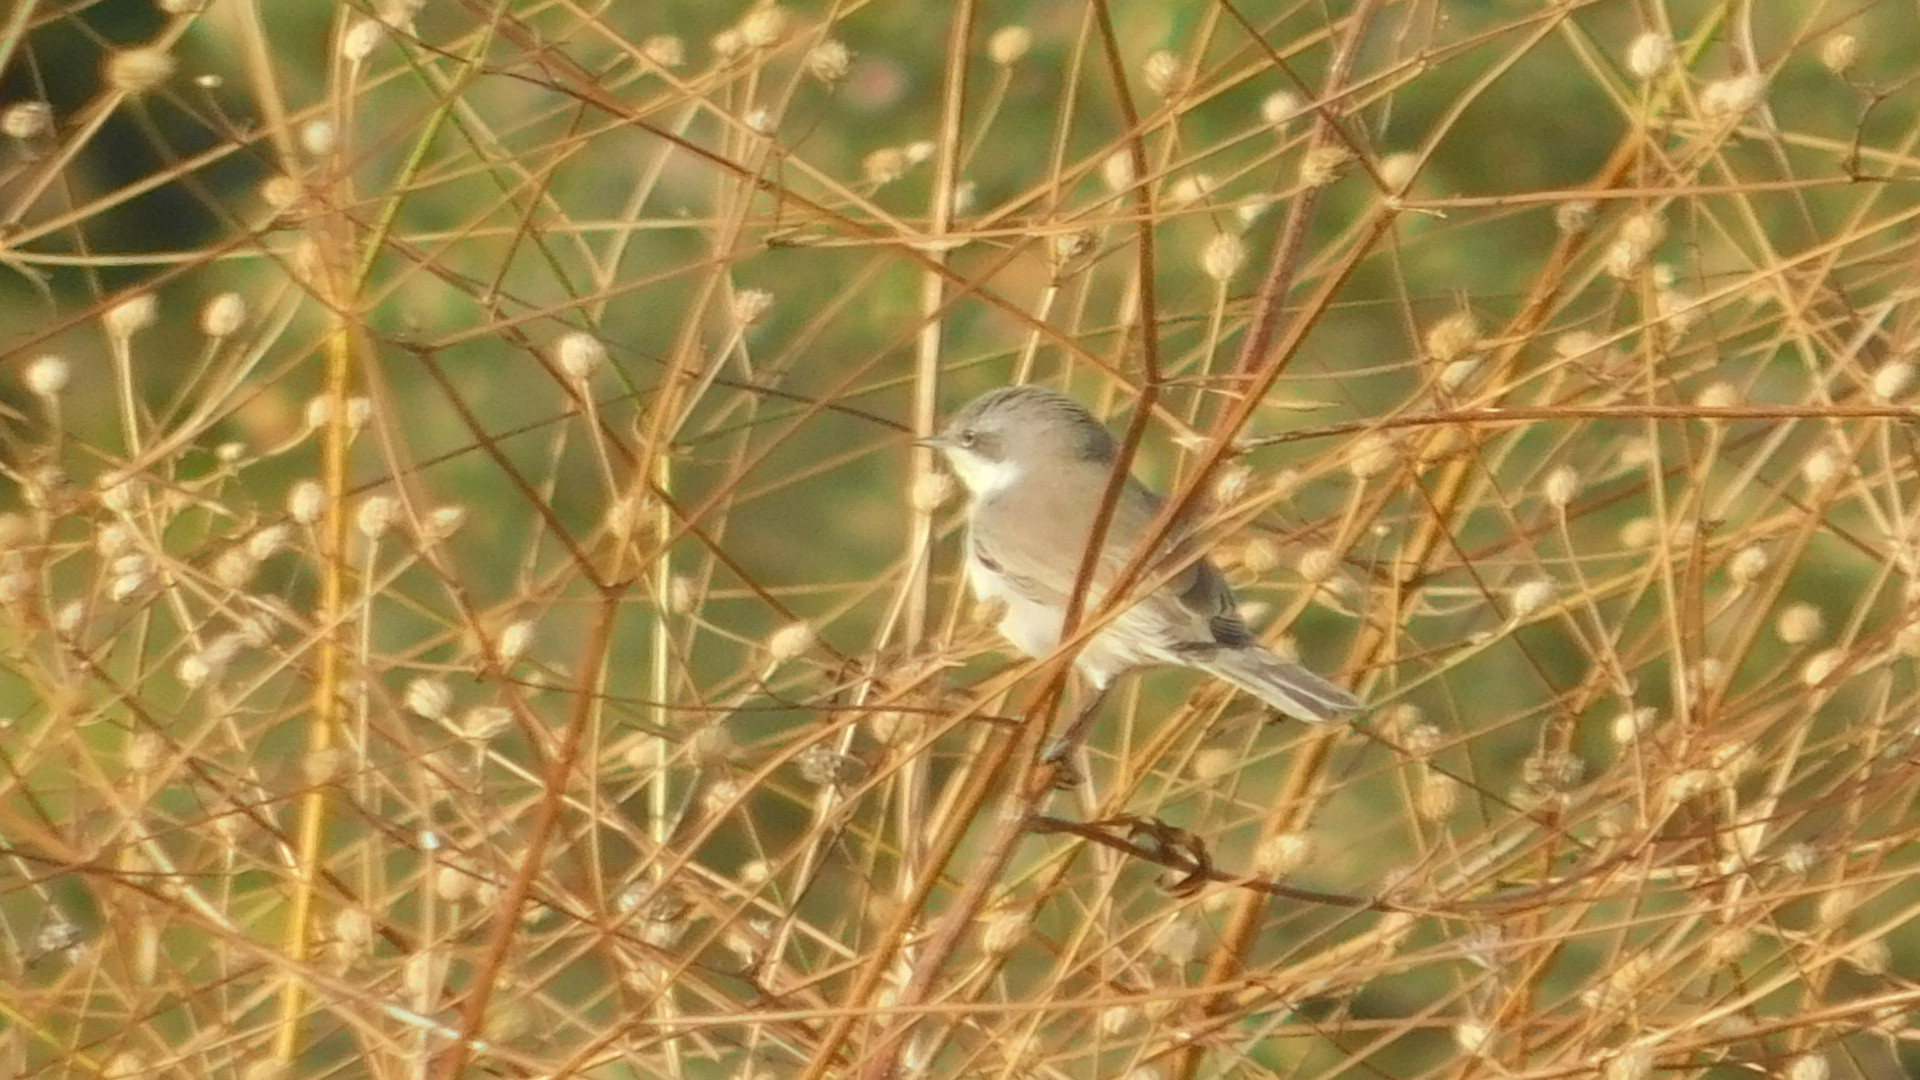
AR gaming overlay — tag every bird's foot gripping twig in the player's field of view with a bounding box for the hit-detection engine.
[1039,685,1110,788]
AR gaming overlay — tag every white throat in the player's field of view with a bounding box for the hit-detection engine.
[945,451,1023,499]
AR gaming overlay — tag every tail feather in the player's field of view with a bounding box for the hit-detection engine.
[1194,647,1362,723]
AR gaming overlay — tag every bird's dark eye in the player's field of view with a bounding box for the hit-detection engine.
[958,428,977,448]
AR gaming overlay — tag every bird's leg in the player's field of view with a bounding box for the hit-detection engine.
[1042,682,1111,775]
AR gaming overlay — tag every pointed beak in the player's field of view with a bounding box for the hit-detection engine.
[916,433,952,450]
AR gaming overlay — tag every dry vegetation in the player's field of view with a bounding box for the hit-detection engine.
[4,1,1920,1078]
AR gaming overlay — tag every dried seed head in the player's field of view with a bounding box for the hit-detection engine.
[1816,885,1857,927]
[344,396,372,430]
[1819,34,1859,76]
[24,355,69,397]
[333,906,375,951]
[300,118,336,156]
[739,4,790,48]
[201,292,246,337]
[341,19,383,62]
[1554,199,1597,234]
[666,574,697,613]
[100,475,145,513]
[356,494,401,539]
[1099,1004,1142,1036]
[1625,32,1671,79]
[988,26,1032,66]
[1543,466,1580,508]
[1801,445,1843,486]
[1612,706,1658,744]
[1142,50,1187,97]
[125,730,167,774]
[1438,357,1481,392]
[1049,228,1096,264]
[1775,602,1823,644]
[1509,579,1554,619]
[434,865,475,902]
[1164,171,1217,208]
[1101,149,1136,194]
[1254,831,1312,877]
[405,678,453,720]
[1620,210,1666,248]
[260,174,302,212]
[1417,770,1460,821]
[797,744,866,785]
[245,524,291,563]
[555,331,606,380]
[1453,1020,1493,1056]
[863,146,908,185]
[1802,648,1844,687]
[549,326,599,380]
[732,288,774,326]
[642,35,685,68]
[1260,89,1303,127]
[105,293,159,341]
[806,39,852,84]
[1728,544,1768,585]
[1786,1053,1830,1080]
[1189,747,1239,780]
[1694,381,1738,408]
[422,504,466,539]
[767,619,814,662]
[1299,145,1353,187]
[106,46,177,94]
[1847,937,1890,974]
[288,480,326,524]
[459,705,512,741]
[1347,432,1397,478]
[497,620,534,663]
[1199,232,1245,282]
[602,495,640,540]
[711,27,746,60]
[1296,546,1336,583]
[1424,310,1480,364]
[2,100,53,140]
[689,724,735,768]
[1701,72,1766,119]
[1523,749,1585,793]
[1400,718,1442,756]
[1871,362,1913,401]
[1378,151,1419,190]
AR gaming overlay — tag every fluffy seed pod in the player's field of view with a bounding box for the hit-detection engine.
[555,331,606,380]
[24,355,69,397]
[805,40,852,84]
[201,293,246,337]
[987,26,1032,66]
[641,35,685,68]
[1142,51,1186,97]
[1625,32,1671,79]
[1260,90,1302,127]
[106,46,177,94]
[1819,34,1859,76]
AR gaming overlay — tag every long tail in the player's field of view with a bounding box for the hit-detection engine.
[1194,647,1363,723]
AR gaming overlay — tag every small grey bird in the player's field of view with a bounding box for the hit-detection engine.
[923,386,1361,760]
